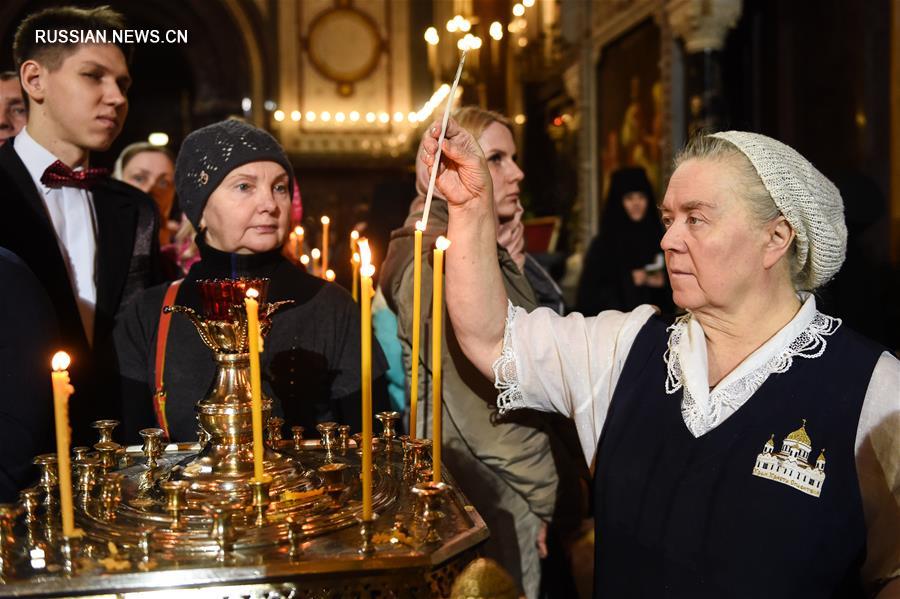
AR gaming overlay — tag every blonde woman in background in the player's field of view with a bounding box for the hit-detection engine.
[382,107,585,599]
[115,142,197,276]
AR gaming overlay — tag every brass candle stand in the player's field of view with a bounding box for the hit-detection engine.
[0,278,487,597]
[412,481,449,544]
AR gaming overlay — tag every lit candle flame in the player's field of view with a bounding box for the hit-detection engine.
[311,248,321,259]
[321,216,330,225]
[358,238,375,277]
[294,226,304,235]
[358,238,371,267]
[415,220,426,232]
[246,288,259,299]
[325,269,335,281]
[350,230,359,241]
[51,351,70,372]
[300,254,310,265]
[435,236,452,251]
[352,252,360,264]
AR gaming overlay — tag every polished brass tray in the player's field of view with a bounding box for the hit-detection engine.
[0,435,487,598]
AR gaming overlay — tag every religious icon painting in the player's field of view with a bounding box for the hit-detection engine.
[596,17,664,204]
[751,419,826,498]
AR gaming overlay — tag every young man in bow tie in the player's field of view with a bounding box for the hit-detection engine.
[0,6,160,446]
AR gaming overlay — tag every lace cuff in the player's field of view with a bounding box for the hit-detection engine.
[492,300,526,414]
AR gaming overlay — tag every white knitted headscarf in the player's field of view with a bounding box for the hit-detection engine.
[709,131,847,291]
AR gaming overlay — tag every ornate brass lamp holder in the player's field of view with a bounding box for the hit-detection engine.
[161,278,296,502]
[358,513,378,556]
[59,533,80,576]
[0,278,488,597]
[412,481,449,544]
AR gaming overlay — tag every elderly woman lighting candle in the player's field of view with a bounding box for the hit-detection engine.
[114,120,388,443]
[424,122,900,598]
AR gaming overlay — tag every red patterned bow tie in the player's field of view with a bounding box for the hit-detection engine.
[40,160,109,190]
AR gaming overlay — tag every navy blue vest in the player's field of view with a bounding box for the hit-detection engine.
[593,315,883,598]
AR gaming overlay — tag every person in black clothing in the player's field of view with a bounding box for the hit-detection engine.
[576,167,671,316]
[114,120,388,443]
[0,248,57,501]
[0,7,160,444]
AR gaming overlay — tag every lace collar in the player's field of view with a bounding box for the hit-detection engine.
[664,293,841,437]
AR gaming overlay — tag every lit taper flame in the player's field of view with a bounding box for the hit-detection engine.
[358,238,375,278]
[51,351,71,372]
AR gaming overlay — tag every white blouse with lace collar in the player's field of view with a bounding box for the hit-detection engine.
[665,292,840,437]
[492,295,900,585]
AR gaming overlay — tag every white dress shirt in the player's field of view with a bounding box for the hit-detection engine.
[14,128,97,345]
[495,294,900,584]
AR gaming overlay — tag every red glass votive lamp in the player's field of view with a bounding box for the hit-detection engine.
[197,278,270,321]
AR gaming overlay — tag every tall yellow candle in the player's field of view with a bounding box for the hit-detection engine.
[321,216,330,275]
[409,221,425,438]
[311,248,321,278]
[245,289,266,481]
[432,236,451,482]
[427,42,438,83]
[294,225,304,260]
[358,239,374,519]
[351,252,360,302]
[51,351,76,537]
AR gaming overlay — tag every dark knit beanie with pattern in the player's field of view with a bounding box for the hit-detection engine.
[175,119,295,228]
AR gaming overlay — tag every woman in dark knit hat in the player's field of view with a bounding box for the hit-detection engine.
[113,120,388,443]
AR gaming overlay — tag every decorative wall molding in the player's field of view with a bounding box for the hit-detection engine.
[252,0,268,20]
[576,0,677,243]
[223,0,265,126]
[305,3,384,96]
[666,0,742,53]
[274,0,417,157]
[590,0,659,59]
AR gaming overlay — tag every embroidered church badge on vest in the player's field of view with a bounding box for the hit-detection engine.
[751,419,826,497]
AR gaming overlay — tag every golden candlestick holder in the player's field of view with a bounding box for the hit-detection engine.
[1,278,489,597]
[249,477,272,527]
[161,278,295,501]
[412,481,449,544]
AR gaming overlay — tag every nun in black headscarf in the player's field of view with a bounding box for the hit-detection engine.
[576,167,672,316]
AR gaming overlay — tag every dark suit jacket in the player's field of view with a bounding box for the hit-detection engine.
[0,248,56,501]
[0,141,160,445]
